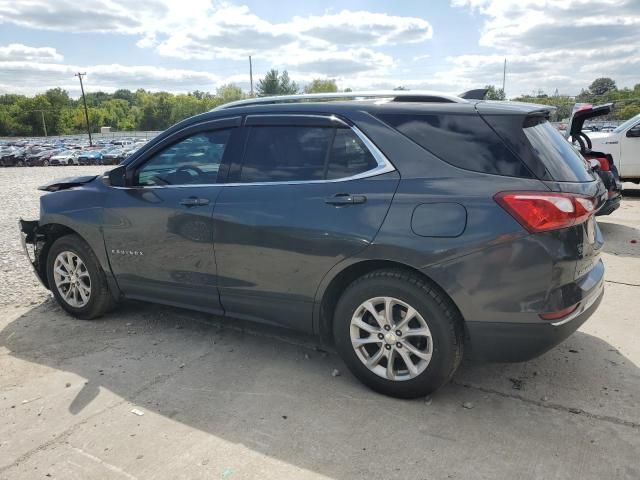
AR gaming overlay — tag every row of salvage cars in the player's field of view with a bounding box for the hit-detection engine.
[0,139,148,167]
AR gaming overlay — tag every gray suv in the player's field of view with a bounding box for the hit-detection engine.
[20,91,606,398]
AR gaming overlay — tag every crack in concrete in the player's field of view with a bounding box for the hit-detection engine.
[0,349,212,475]
[605,279,640,288]
[452,380,640,430]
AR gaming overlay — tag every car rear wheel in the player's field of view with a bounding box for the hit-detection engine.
[42,160,49,167]
[333,269,464,398]
[46,234,115,319]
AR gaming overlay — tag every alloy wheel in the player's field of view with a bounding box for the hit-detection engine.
[53,251,91,308]
[350,296,433,381]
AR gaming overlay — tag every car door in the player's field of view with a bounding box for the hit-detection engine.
[102,116,242,313]
[212,114,400,332]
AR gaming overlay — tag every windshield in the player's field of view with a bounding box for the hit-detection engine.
[613,113,640,133]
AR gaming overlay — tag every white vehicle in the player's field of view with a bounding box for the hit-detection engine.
[50,150,80,166]
[588,113,640,183]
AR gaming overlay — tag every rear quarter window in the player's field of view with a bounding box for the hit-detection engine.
[377,113,533,178]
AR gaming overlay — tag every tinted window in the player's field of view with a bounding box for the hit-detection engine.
[136,129,231,186]
[523,118,593,182]
[239,126,378,183]
[326,129,378,180]
[378,113,532,177]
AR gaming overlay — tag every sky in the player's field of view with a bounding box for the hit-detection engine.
[0,0,638,98]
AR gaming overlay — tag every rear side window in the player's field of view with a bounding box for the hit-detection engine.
[522,117,593,182]
[326,129,378,180]
[239,126,378,183]
[377,113,532,178]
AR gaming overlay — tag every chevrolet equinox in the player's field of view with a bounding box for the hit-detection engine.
[20,91,606,398]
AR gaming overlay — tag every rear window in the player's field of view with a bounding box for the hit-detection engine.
[377,113,533,178]
[523,117,593,182]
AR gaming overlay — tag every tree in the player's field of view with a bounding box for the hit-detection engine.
[484,85,506,100]
[257,69,281,96]
[589,77,617,96]
[216,84,245,104]
[279,71,299,95]
[304,79,338,94]
[256,69,299,96]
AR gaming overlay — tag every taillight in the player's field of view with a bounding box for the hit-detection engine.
[595,157,610,171]
[494,192,596,233]
[539,303,579,321]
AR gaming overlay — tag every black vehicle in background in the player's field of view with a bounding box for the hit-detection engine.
[20,91,606,398]
[566,103,622,215]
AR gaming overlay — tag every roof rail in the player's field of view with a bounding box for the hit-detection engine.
[212,90,468,110]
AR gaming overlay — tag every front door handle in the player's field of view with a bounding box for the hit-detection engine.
[324,193,367,206]
[180,197,210,207]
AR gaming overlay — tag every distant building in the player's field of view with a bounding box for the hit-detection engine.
[100,126,112,134]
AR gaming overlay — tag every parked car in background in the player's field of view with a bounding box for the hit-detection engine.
[1,146,25,166]
[78,149,103,165]
[50,150,80,166]
[20,91,606,398]
[26,149,61,167]
[565,103,623,215]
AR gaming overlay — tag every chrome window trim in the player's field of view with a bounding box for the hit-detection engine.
[108,123,396,190]
[244,113,349,127]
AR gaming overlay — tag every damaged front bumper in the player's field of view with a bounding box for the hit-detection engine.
[18,219,47,288]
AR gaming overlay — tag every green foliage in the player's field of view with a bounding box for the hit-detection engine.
[0,84,246,137]
[588,77,617,96]
[304,79,338,94]
[484,85,506,100]
[256,69,299,96]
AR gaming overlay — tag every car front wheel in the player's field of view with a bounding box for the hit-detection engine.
[46,234,115,319]
[333,269,464,398]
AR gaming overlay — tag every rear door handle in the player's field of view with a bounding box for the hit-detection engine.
[324,193,367,206]
[180,197,210,207]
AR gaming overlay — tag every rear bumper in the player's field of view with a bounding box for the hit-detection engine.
[596,194,621,216]
[465,261,605,362]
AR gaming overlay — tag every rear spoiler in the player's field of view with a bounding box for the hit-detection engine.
[458,89,489,100]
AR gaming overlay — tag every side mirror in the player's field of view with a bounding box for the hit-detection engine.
[627,125,640,138]
[104,165,127,187]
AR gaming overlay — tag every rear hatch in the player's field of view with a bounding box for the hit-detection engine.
[477,102,606,282]
[565,103,613,143]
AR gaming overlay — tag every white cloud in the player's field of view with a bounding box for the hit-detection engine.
[0,1,432,79]
[0,59,225,96]
[450,0,640,95]
[0,43,63,62]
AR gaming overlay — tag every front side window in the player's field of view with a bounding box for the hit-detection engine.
[136,129,232,186]
[239,125,378,183]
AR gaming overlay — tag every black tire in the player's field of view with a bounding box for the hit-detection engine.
[333,269,464,398]
[46,234,115,319]
[42,160,49,167]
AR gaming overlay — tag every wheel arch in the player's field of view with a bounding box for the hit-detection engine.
[314,259,464,345]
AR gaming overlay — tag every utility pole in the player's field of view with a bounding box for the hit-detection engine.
[502,58,507,98]
[75,72,92,146]
[249,56,254,97]
[40,110,47,137]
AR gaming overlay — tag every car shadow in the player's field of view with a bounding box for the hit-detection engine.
[1,299,639,478]
[598,221,640,258]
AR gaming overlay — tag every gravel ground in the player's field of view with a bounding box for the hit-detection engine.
[1,166,106,307]
[1,166,639,479]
